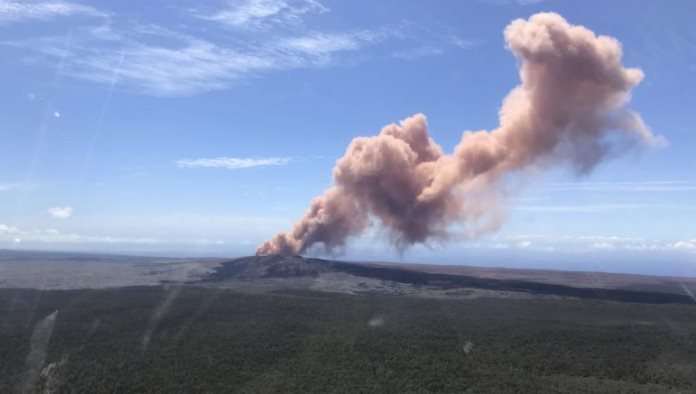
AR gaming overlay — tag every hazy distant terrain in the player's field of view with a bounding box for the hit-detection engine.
[2,251,696,304]
[0,250,222,290]
[3,251,696,393]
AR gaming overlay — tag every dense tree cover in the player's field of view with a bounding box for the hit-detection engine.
[1,286,695,393]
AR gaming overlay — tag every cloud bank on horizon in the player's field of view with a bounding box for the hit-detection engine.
[257,12,665,256]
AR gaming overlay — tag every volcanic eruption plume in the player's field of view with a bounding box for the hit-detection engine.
[256,12,663,256]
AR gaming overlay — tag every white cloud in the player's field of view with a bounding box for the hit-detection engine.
[201,0,327,29]
[47,206,73,219]
[0,225,28,245]
[0,0,104,22]
[517,240,531,248]
[53,111,60,118]
[177,156,293,170]
[591,242,616,251]
[671,239,696,252]
[0,224,19,235]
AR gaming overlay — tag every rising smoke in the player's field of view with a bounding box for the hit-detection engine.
[256,12,663,256]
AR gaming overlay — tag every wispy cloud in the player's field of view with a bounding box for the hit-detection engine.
[66,39,275,97]
[478,0,548,5]
[200,0,327,29]
[176,156,294,170]
[8,22,387,96]
[47,206,73,219]
[0,0,105,22]
[389,23,481,61]
[546,181,696,192]
[392,46,444,60]
[0,181,38,192]
[450,37,482,49]
[515,203,696,213]
[281,30,374,55]
[4,1,476,96]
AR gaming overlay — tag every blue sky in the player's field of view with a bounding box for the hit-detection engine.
[1,0,695,275]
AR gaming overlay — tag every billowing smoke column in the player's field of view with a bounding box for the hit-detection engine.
[256,12,663,256]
